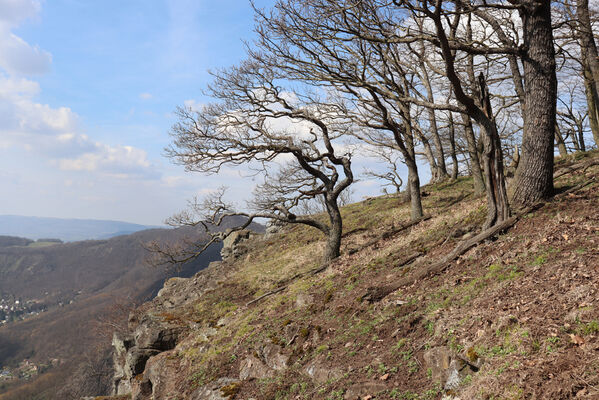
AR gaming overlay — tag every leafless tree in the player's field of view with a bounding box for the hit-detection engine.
[155,59,354,263]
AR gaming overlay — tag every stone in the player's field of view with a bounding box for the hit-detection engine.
[423,346,451,383]
[131,351,179,400]
[423,346,481,391]
[343,382,388,400]
[191,378,238,400]
[125,347,160,377]
[262,344,289,371]
[304,356,343,384]
[133,316,184,351]
[239,355,274,380]
[295,293,314,308]
[221,230,252,260]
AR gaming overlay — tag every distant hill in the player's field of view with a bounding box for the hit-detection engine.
[0,216,263,399]
[0,215,160,242]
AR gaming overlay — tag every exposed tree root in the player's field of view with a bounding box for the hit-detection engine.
[553,158,599,179]
[362,179,595,303]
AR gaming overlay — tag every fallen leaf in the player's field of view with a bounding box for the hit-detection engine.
[363,396,373,400]
[562,234,569,241]
[569,334,585,345]
[380,373,389,381]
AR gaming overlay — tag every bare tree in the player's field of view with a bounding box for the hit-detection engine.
[157,59,353,263]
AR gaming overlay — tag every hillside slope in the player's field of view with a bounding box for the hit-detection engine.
[100,151,599,400]
[0,226,224,399]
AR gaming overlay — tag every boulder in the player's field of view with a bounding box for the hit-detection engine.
[125,347,160,377]
[191,378,238,400]
[423,346,481,391]
[304,356,343,384]
[221,230,252,260]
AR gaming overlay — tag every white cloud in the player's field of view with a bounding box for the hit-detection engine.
[183,98,203,111]
[139,92,153,100]
[0,0,50,76]
[56,143,156,179]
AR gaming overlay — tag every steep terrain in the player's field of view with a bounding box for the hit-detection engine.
[99,151,599,400]
[0,225,226,399]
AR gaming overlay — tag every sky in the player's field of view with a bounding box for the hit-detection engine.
[0,0,407,226]
[0,0,266,225]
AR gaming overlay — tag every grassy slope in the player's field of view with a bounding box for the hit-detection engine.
[127,151,599,399]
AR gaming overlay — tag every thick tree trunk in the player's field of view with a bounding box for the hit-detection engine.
[427,108,449,180]
[462,114,485,193]
[512,1,557,207]
[577,0,599,146]
[417,131,444,183]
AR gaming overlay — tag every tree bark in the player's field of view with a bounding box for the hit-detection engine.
[577,0,599,145]
[512,1,557,206]
[583,65,599,145]
[448,112,459,179]
[406,158,424,220]
[462,113,485,193]
[577,0,599,94]
[554,124,568,157]
[323,198,342,262]
[478,73,510,228]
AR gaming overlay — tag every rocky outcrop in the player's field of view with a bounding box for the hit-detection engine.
[220,230,253,260]
[109,260,235,399]
[112,315,185,396]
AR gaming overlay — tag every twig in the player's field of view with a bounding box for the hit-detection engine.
[245,286,286,306]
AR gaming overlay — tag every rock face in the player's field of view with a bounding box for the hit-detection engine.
[220,230,253,260]
[111,261,231,399]
[112,315,184,397]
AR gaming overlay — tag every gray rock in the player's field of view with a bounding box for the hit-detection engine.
[191,378,238,400]
[295,293,314,308]
[343,382,388,399]
[423,346,481,391]
[304,356,343,384]
[423,346,452,383]
[125,347,160,377]
[239,355,274,380]
[221,230,252,260]
[133,316,184,351]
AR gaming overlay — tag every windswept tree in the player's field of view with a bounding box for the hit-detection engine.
[159,59,354,263]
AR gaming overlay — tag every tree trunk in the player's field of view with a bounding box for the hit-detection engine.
[417,131,443,183]
[577,0,599,146]
[448,112,459,179]
[427,107,449,180]
[323,199,342,262]
[577,0,599,95]
[512,1,557,206]
[478,74,510,228]
[462,113,485,193]
[583,65,599,145]
[405,157,423,220]
[555,124,568,157]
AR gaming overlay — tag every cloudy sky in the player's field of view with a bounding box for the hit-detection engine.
[0,0,401,226]
[0,0,273,225]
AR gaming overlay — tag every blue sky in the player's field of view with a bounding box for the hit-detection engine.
[0,0,278,225]
[0,0,403,226]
